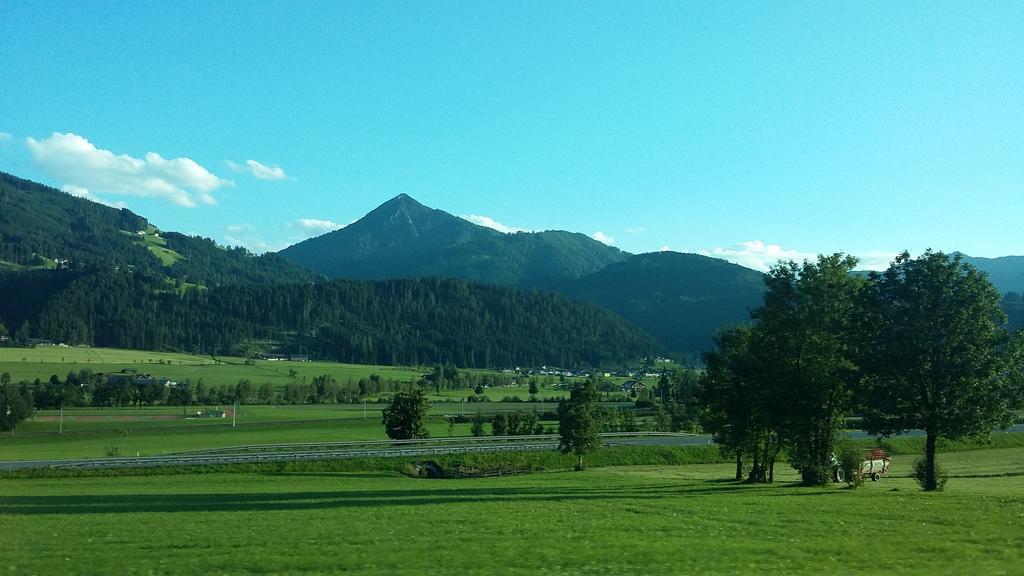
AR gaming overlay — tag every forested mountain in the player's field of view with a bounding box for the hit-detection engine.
[0,172,151,269]
[0,173,658,367]
[0,171,319,287]
[16,270,660,367]
[557,252,766,359]
[278,193,628,288]
[4,171,1020,365]
[958,254,1024,295]
[277,194,772,357]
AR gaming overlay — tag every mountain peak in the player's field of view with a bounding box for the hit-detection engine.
[278,192,628,286]
[381,192,421,208]
[364,193,432,221]
[359,193,446,233]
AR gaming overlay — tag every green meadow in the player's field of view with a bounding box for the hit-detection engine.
[0,347,654,398]
[1,446,1021,575]
[0,408,476,461]
[0,346,430,390]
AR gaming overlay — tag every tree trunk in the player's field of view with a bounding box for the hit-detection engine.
[924,431,937,491]
[734,452,743,481]
[577,453,584,471]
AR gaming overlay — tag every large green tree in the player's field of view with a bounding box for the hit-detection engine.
[753,254,862,485]
[0,382,33,433]
[557,379,601,470]
[855,251,1022,491]
[382,387,431,440]
[702,325,775,481]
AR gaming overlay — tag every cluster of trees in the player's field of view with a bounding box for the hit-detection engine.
[702,252,1023,490]
[0,379,33,432]
[422,365,520,394]
[7,269,658,368]
[5,369,415,414]
[650,369,702,432]
[488,411,545,436]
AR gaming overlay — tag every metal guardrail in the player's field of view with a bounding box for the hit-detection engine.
[167,432,698,456]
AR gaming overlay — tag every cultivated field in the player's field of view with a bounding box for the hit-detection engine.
[1,446,1021,575]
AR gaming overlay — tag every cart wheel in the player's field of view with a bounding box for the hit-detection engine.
[834,469,845,483]
[871,473,880,481]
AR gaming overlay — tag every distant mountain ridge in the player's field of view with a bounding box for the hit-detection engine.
[557,252,766,359]
[0,173,659,367]
[278,194,1024,358]
[956,254,1024,295]
[278,193,770,358]
[278,194,629,288]
[4,171,1020,362]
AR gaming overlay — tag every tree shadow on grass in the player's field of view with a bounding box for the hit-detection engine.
[0,476,847,516]
[0,485,675,516]
[257,471,402,479]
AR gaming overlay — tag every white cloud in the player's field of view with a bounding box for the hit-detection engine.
[246,159,287,180]
[62,184,91,198]
[27,132,230,207]
[660,245,671,252]
[591,231,615,245]
[851,250,901,271]
[226,159,288,180]
[462,214,530,234]
[0,132,13,143]
[289,218,346,236]
[224,224,289,253]
[701,240,816,272]
[224,234,286,254]
[700,240,900,272]
[61,184,128,209]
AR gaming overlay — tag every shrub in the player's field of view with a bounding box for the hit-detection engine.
[912,457,949,491]
[834,443,865,488]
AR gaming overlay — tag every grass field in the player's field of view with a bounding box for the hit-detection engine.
[0,346,655,397]
[1,447,1021,575]
[0,346,430,390]
[0,411,481,461]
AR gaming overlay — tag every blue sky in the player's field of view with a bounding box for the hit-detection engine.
[1,1,1021,271]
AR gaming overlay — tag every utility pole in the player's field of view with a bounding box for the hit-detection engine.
[232,400,237,428]
[59,404,63,436]
[363,398,367,420]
